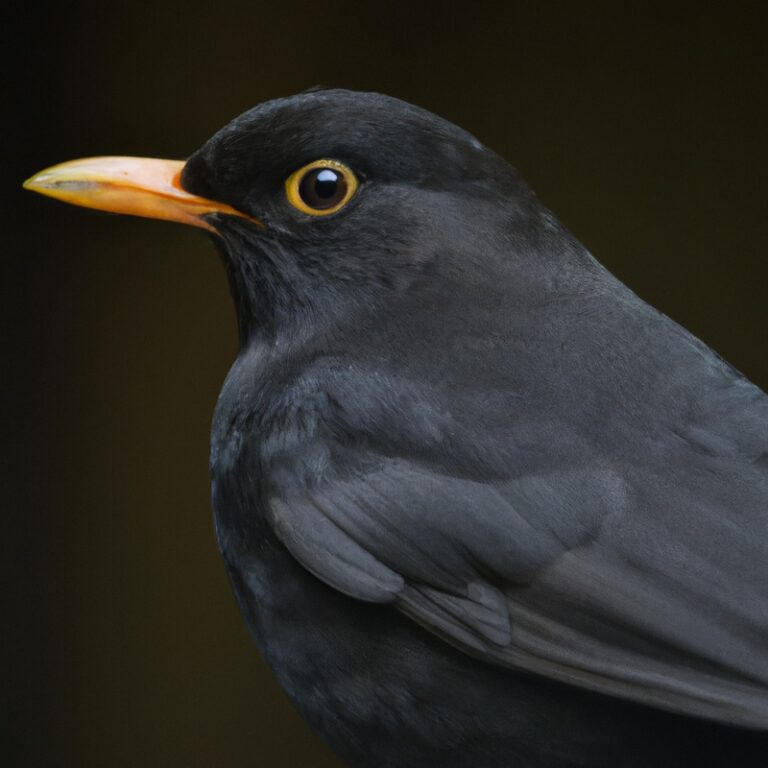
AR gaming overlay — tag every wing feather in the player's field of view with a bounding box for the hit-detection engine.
[269,453,768,727]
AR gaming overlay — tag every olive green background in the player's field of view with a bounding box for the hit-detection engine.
[4,3,766,766]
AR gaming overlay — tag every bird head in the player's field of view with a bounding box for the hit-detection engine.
[24,89,548,343]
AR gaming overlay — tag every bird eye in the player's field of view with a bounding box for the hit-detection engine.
[285,160,358,216]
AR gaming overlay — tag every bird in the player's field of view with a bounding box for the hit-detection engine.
[24,89,768,767]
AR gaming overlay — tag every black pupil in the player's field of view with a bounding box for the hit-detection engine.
[299,167,347,209]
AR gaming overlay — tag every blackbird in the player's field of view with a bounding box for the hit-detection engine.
[25,89,768,767]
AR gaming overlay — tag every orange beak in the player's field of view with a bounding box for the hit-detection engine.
[23,156,261,232]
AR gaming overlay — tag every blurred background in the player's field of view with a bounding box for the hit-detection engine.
[4,3,766,766]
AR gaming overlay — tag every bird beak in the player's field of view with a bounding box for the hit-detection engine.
[23,156,260,232]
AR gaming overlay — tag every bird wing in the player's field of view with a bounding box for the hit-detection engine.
[268,445,768,729]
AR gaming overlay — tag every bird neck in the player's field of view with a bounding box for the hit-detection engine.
[212,220,356,348]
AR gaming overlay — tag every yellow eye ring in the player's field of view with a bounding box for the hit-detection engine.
[285,159,358,216]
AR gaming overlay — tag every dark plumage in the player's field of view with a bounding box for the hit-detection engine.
[27,89,768,766]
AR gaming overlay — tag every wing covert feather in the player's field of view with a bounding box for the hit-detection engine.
[269,455,768,728]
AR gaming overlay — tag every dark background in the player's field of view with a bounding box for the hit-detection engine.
[4,3,766,766]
